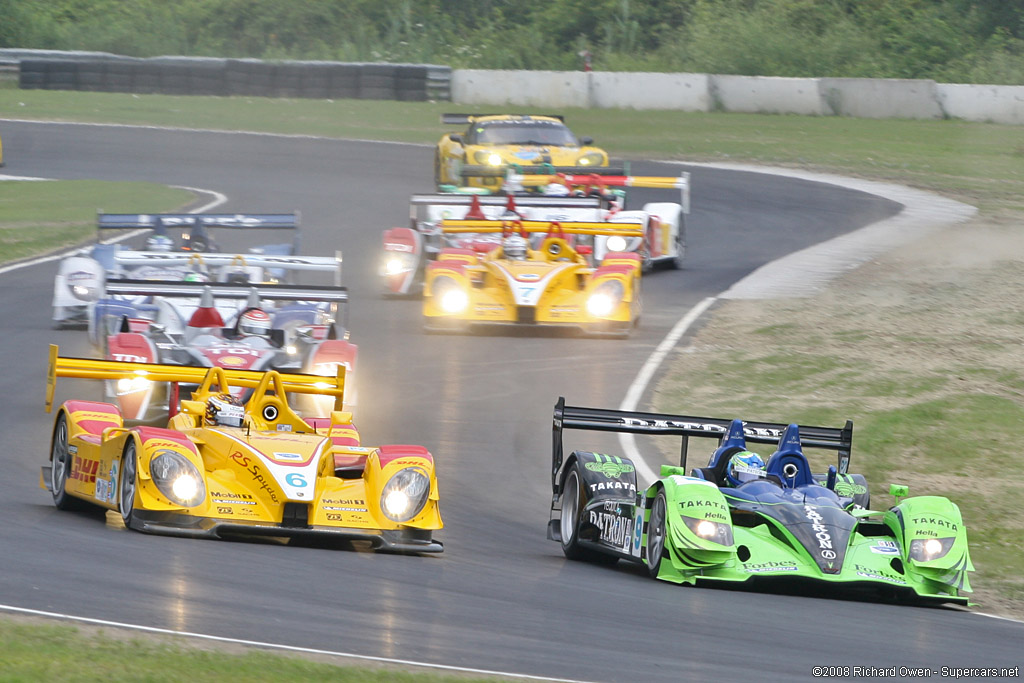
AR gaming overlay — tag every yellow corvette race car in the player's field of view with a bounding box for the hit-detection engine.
[435,114,609,190]
[41,346,442,552]
[423,219,644,336]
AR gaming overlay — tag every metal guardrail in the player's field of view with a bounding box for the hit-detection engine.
[10,51,451,102]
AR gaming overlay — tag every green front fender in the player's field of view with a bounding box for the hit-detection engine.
[643,475,736,582]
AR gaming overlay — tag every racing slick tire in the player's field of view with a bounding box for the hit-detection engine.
[669,212,686,270]
[646,489,669,578]
[119,441,139,527]
[50,413,83,510]
[560,464,618,566]
[434,150,443,188]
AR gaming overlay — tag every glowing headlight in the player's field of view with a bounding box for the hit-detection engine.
[440,288,469,313]
[586,280,624,317]
[379,467,430,522]
[577,152,605,167]
[285,344,298,355]
[70,284,98,302]
[433,276,469,313]
[384,490,409,517]
[587,292,615,317]
[606,235,627,253]
[473,150,504,166]
[383,254,412,276]
[909,537,955,562]
[681,515,733,546]
[149,449,206,507]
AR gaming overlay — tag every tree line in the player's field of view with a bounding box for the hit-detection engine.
[2,0,1022,84]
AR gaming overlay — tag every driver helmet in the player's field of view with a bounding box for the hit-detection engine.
[543,182,570,197]
[145,235,174,252]
[238,308,272,337]
[205,393,244,428]
[726,450,766,487]
[503,234,528,260]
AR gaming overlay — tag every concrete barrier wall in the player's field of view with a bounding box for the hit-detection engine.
[819,78,944,119]
[589,72,710,111]
[937,84,1024,125]
[712,75,827,115]
[452,70,589,108]
[8,47,1024,124]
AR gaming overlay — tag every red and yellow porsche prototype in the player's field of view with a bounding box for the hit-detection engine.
[423,219,644,336]
[41,346,442,552]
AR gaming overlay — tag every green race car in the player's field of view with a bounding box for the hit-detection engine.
[547,399,973,605]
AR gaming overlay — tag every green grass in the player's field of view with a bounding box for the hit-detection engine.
[0,180,194,261]
[0,618,498,683]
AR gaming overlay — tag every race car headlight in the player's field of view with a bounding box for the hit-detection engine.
[149,449,206,508]
[909,537,955,562]
[586,280,625,317]
[474,151,503,166]
[577,151,605,167]
[440,288,469,313]
[432,276,469,313]
[285,344,298,356]
[681,515,734,546]
[380,467,430,522]
[69,283,99,302]
[606,235,627,253]
[383,253,414,276]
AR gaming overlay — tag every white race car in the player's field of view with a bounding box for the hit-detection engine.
[52,212,307,329]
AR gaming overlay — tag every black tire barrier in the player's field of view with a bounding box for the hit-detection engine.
[17,56,448,101]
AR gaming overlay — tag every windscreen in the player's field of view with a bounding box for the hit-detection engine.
[472,121,578,146]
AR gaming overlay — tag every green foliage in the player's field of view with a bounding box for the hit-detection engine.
[2,0,1023,82]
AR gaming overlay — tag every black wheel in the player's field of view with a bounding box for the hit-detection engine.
[50,413,81,510]
[119,441,139,526]
[434,149,443,188]
[560,464,618,565]
[646,490,669,578]
[669,212,686,270]
[639,244,654,273]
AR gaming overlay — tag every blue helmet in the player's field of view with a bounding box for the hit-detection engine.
[726,450,766,487]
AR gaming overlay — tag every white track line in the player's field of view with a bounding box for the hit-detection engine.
[0,604,588,682]
[0,184,226,276]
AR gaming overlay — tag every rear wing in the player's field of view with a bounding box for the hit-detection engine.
[440,219,644,238]
[46,344,345,413]
[112,251,343,286]
[552,397,854,487]
[441,113,564,125]
[458,165,628,180]
[510,172,691,213]
[103,278,348,304]
[410,194,602,210]
[97,212,302,250]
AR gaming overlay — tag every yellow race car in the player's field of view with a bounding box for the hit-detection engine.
[423,219,644,337]
[41,346,443,553]
[435,114,609,190]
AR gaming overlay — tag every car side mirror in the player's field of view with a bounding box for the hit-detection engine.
[450,133,463,144]
[889,483,909,501]
[580,136,594,145]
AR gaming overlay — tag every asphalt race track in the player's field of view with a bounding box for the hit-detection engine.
[1,120,1020,681]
